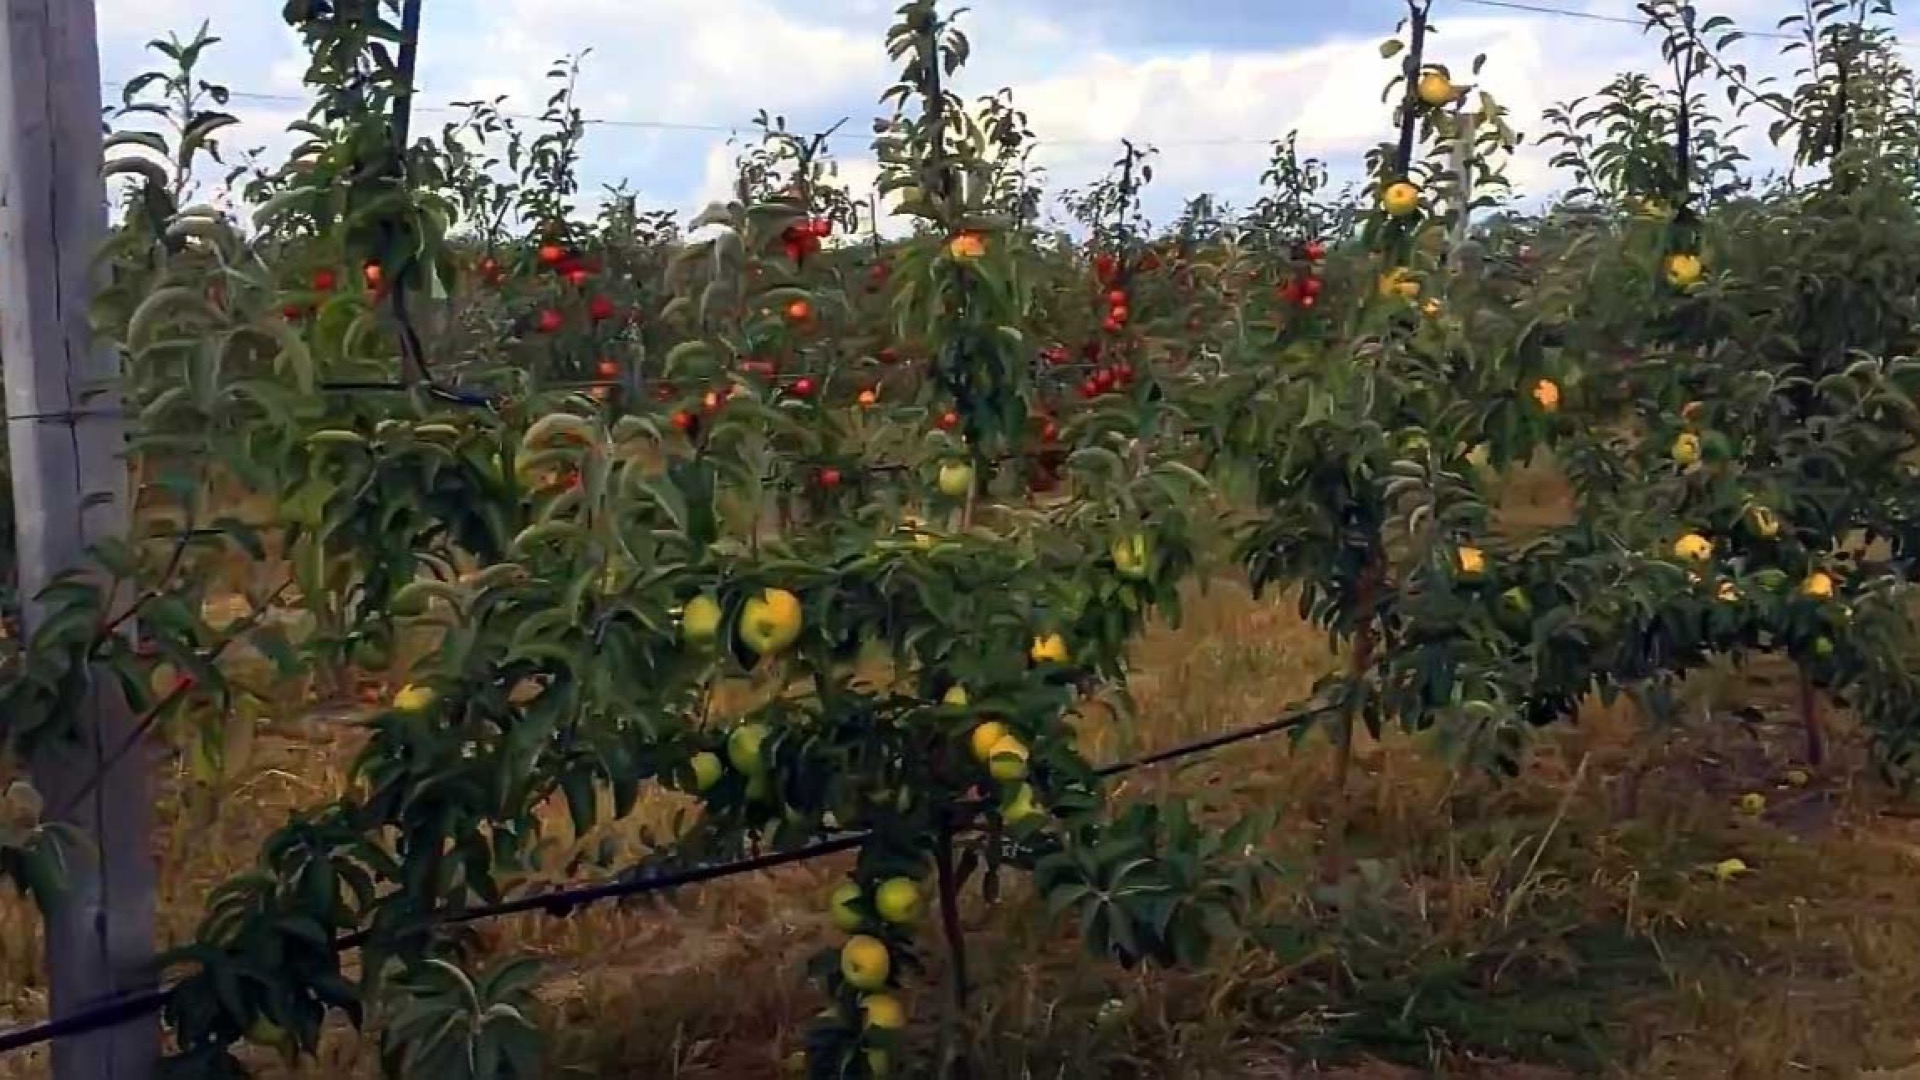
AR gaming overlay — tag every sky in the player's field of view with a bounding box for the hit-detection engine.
[90,0,1920,232]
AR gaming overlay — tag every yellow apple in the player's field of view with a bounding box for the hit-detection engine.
[874,878,923,924]
[1456,546,1487,579]
[1665,252,1703,288]
[1030,633,1070,665]
[1417,69,1455,107]
[739,587,803,655]
[862,993,907,1031]
[1382,181,1421,217]
[1672,533,1713,562]
[841,935,891,991]
[1671,432,1701,466]
[968,721,1009,763]
[392,684,437,713]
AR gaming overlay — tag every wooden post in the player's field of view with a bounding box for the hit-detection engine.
[1,1,158,1077]
[1449,103,1477,253]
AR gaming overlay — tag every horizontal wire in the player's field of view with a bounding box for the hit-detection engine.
[0,692,1341,1056]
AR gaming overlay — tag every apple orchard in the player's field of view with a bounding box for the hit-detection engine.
[7,0,1920,1076]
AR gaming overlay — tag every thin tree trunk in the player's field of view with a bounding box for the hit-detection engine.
[1799,664,1825,767]
[1321,552,1381,887]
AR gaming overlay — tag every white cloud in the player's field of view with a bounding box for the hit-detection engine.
[422,0,885,125]
[92,0,1920,230]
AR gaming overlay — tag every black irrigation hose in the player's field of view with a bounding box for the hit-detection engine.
[0,695,1338,1057]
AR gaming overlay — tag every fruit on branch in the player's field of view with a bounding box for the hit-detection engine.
[1530,379,1561,412]
[588,295,616,322]
[1417,68,1456,107]
[873,878,923,924]
[1380,267,1420,299]
[986,736,1029,781]
[727,723,770,774]
[935,410,960,432]
[1499,587,1533,618]
[1030,633,1070,665]
[942,685,970,707]
[1672,432,1702,466]
[1746,505,1782,539]
[689,751,724,793]
[817,467,843,489]
[739,588,804,656]
[861,994,907,1031]
[1001,782,1043,824]
[1665,252,1704,288]
[1713,857,1749,882]
[830,882,865,932]
[1381,181,1421,217]
[936,461,974,498]
[392,684,437,713]
[1110,534,1150,579]
[1455,546,1487,580]
[312,269,336,292]
[786,299,813,324]
[948,231,987,259]
[682,594,723,645]
[538,243,566,267]
[1802,571,1835,599]
[1673,533,1714,562]
[840,935,891,991]
[969,721,1008,763]
[535,309,564,334]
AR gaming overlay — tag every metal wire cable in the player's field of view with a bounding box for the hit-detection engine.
[0,692,1340,1056]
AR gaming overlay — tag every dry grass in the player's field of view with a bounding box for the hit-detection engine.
[6,469,1920,1078]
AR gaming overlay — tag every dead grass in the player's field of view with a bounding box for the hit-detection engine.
[7,470,1920,1079]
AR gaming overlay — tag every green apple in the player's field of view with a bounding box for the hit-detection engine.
[829,882,865,932]
[1110,533,1150,580]
[1001,782,1043,824]
[936,461,974,498]
[727,723,770,774]
[874,877,923,925]
[682,594,723,645]
[688,751,724,792]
